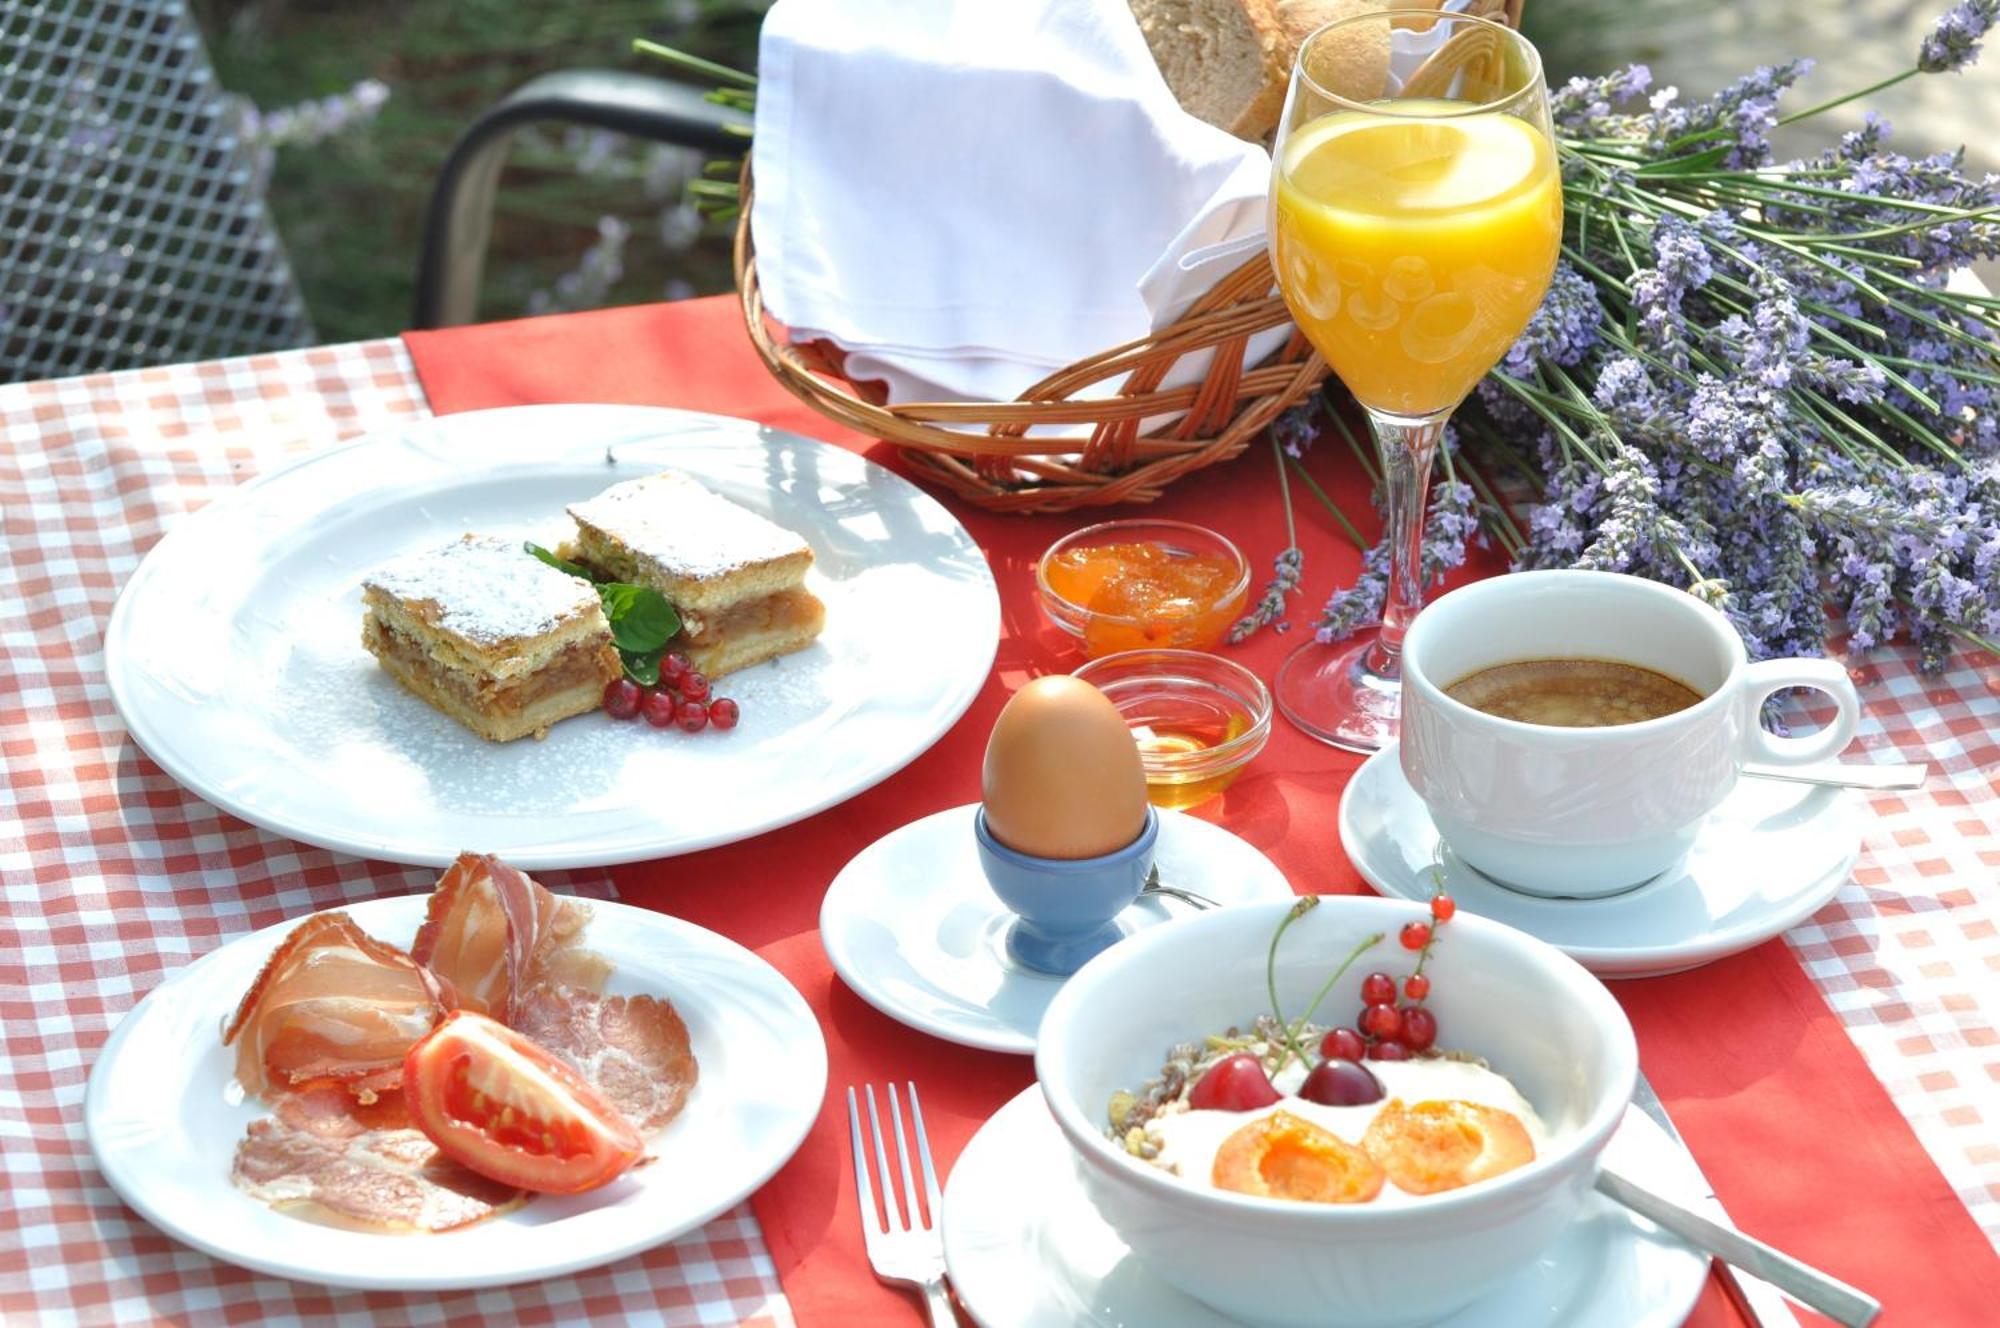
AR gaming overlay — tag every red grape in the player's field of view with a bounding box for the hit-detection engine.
[1298,1058,1384,1107]
[1187,1053,1280,1112]
[1366,1039,1411,1062]
[1319,1027,1367,1063]
[1359,972,1396,1006]
[1359,1004,1403,1041]
[602,679,642,720]
[1400,1006,1438,1052]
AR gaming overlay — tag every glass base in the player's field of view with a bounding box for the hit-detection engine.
[1273,632,1401,753]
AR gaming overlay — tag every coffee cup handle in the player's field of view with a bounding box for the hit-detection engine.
[1736,659,1860,766]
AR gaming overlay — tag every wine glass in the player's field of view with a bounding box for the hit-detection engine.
[1269,9,1560,751]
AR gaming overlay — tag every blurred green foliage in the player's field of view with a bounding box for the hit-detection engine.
[190,0,766,343]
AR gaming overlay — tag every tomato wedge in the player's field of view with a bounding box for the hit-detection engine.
[403,1010,643,1194]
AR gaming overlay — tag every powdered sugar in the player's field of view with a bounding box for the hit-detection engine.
[567,471,810,581]
[364,535,601,647]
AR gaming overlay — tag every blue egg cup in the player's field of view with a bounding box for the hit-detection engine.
[973,806,1160,976]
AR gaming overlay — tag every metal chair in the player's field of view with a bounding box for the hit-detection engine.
[412,70,750,330]
[0,0,315,383]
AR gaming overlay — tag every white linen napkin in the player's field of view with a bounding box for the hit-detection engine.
[750,0,1275,405]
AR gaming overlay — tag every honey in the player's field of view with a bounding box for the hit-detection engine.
[1044,541,1249,657]
[1130,711,1252,810]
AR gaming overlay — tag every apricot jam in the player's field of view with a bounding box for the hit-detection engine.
[1044,541,1248,657]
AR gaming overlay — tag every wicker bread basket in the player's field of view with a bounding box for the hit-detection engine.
[732,0,1523,515]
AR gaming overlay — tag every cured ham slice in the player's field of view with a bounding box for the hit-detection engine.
[232,1082,523,1232]
[223,912,448,1100]
[514,985,699,1132]
[411,853,605,1022]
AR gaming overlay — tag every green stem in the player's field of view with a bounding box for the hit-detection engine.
[1292,931,1389,1052]
[1287,457,1370,552]
[632,39,758,87]
[1775,67,1918,127]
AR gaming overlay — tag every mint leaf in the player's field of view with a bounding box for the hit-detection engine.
[621,647,663,686]
[524,541,595,581]
[599,583,680,652]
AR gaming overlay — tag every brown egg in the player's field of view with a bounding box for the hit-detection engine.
[982,676,1148,859]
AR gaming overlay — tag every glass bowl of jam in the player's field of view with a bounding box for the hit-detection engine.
[1036,520,1251,658]
[1071,649,1272,810]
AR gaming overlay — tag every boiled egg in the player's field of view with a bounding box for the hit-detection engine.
[981,675,1148,859]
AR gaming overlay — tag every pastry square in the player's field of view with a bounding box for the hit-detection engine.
[563,471,827,676]
[361,535,621,742]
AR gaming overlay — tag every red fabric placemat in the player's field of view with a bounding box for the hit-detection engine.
[406,299,1992,1327]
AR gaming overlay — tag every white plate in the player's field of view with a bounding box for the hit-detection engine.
[84,894,826,1290]
[104,404,999,868]
[942,1086,1708,1328]
[1339,742,1859,979]
[820,805,1293,1054]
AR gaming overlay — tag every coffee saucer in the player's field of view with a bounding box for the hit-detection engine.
[941,1086,1708,1328]
[820,804,1291,1054]
[1339,742,1859,979]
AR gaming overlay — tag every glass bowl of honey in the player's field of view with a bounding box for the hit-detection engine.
[1071,649,1272,810]
[1036,520,1251,658]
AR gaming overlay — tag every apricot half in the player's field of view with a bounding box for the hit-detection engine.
[1211,1110,1385,1204]
[1361,1098,1536,1196]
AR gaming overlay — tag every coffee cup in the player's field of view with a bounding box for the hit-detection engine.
[1399,569,1860,898]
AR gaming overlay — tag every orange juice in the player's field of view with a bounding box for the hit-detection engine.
[1273,105,1562,417]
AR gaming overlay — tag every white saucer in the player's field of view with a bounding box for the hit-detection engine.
[942,1086,1709,1328]
[1339,742,1859,979]
[820,804,1292,1054]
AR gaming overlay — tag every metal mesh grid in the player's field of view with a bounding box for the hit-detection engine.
[1,0,315,383]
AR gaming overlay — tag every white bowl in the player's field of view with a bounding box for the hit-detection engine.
[1035,896,1637,1328]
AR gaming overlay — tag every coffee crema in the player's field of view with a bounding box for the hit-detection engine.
[1443,658,1703,728]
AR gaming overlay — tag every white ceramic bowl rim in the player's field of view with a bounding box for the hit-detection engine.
[1037,897,1638,1223]
[1401,569,1748,739]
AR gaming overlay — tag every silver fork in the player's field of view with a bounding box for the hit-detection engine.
[848,1082,953,1326]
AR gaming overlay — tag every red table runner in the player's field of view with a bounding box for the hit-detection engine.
[406,297,1993,1327]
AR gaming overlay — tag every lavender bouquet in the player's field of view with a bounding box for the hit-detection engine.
[1244,1,2000,672]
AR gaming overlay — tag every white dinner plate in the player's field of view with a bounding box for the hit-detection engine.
[820,804,1294,1055]
[942,1086,1708,1328]
[104,404,999,867]
[84,894,826,1290]
[1339,742,1859,979]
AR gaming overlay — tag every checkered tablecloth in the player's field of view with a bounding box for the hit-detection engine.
[1,339,1995,1326]
[0,341,791,1327]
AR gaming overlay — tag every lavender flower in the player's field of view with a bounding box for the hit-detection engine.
[1230,546,1304,643]
[1500,262,1601,377]
[1920,0,2000,73]
[1314,540,1388,645]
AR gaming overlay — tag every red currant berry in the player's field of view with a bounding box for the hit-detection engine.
[1319,1027,1367,1062]
[1431,895,1456,923]
[660,651,691,683]
[1359,1003,1403,1041]
[708,696,740,730]
[1187,1053,1281,1112]
[1366,1039,1411,1062]
[1359,972,1396,1006]
[1400,921,1433,950]
[602,678,642,720]
[680,670,711,702]
[675,698,709,732]
[640,688,678,728]
[1403,973,1431,1002]
[1400,1006,1438,1052]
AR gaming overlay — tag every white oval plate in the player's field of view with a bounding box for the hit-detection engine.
[84,894,826,1290]
[1340,742,1858,979]
[820,804,1293,1055]
[104,404,999,867]
[943,1086,1708,1328]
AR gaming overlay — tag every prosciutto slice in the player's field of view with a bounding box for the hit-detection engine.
[410,853,605,1022]
[514,985,699,1132]
[223,912,448,1100]
[231,1082,523,1232]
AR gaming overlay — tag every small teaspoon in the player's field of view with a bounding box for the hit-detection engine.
[1741,762,1925,792]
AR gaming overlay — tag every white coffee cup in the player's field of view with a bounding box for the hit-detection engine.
[1399,569,1860,898]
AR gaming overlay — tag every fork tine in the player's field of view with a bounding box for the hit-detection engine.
[847,1086,882,1246]
[864,1082,903,1230]
[906,1082,943,1225]
[887,1083,923,1235]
